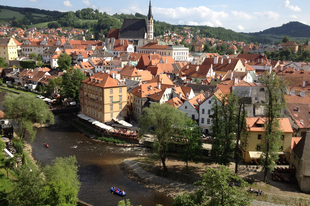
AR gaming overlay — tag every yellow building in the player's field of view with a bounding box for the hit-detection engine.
[0,38,18,63]
[242,117,293,163]
[282,41,299,53]
[80,72,127,123]
[119,66,141,81]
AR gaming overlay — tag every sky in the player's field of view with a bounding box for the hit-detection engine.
[3,0,310,33]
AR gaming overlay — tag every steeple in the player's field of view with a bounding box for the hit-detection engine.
[148,0,153,20]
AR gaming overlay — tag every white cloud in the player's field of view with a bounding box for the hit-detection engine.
[82,0,90,6]
[187,21,215,27]
[63,1,73,7]
[253,11,279,20]
[153,6,229,27]
[284,0,301,12]
[237,25,245,31]
[29,0,37,2]
[120,2,144,14]
[231,11,252,20]
[290,15,297,19]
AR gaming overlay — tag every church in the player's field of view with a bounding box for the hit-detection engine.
[105,0,154,52]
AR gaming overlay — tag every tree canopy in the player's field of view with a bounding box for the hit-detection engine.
[57,53,72,71]
[2,93,54,142]
[282,36,290,43]
[172,165,252,206]
[139,103,192,171]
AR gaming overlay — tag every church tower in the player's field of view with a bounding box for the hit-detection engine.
[147,0,154,40]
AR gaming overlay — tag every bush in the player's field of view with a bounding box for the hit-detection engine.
[97,137,126,144]
[13,139,24,154]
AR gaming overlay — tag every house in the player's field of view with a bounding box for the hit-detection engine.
[237,53,272,73]
[290,131,310,193]
[242,117,293,163]
[282,41,299,53]
[80,72,127,123]
[178,93,205,121]
[0,38,18,63]
[119,66,141,81]
[202,56,245,75]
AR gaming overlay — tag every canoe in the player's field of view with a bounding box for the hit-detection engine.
[110,187,126,196]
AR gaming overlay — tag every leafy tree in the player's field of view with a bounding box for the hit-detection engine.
[61,69,86,102]
[7,165,45,206]
[176,121,202,170]
[37,54,42,62]
[118,199,133,206]
[260,72,287,182]
[194,77,200,84]
[57,53,72,71]
[0,57,4,67]
[211,93,237,166]
[282,36,290,43]
[3,157,15,179]
[42,156,80,206]
[46,77,62,97]
[226,48,235,55]
[29,52,37,59]
[172,165,252,206]
[139,103,191,171]
[2,94,54,142]
[203,43,210,52]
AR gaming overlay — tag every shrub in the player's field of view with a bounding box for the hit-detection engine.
[98,137,126,144]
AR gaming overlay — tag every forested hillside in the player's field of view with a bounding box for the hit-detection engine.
[0,6,273,44]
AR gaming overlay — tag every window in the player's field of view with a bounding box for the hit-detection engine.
[110,96,113,103]
[281,135,284,140]
[208,110,211,115]
[110,89,113,94]
[207,119,210,124]
[256,144,261,151]
[258,134,262,140]
[119,88,122,93]
[201,118,204,124]
[209,100,211,104]
[110,105,113,111]
[185,106,187,109]
[110,113,113,119]
[202,109,205,114]
[255,97,258,100]
[192,114,195,119]
[119,95,122,101]
[119,103,122,110]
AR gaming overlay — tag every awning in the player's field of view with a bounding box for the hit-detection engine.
[93,121,114,131]
[249,151,263,159]
[113,118,132,127]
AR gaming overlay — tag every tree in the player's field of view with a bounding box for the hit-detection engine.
[139,103,191,171]
[2,93,54,142]
[29,52,37,59]
[0,57,4,67]
[282,36,290,43]
[42,156,80,206]
[176,121,203,170]
[61,68,86,102]
[57,53,72,71]
[172,165,252,206]
[7,165,45,206]
[3,157,15,179]
[260,72,287,182]
[46,77,62,97]
[211,93,237,166]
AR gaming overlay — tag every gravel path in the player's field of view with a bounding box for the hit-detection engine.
[124,159,289,206]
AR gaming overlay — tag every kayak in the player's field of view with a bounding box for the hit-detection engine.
[43,143,49,148]
[111,187,126,196]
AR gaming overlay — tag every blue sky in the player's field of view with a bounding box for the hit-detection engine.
[3,0,310,32]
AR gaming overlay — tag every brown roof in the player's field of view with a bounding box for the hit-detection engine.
[165,97,183,108]
[147,74,174,85]
[107,29,120,39]
[140,42,169,50]
[82,73,121,88]
[119,66,141,77]
[246,117,293,133]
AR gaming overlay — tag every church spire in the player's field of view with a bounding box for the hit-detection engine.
[148,0,153,20]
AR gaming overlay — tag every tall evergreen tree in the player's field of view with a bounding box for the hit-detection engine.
[260,72,287,182]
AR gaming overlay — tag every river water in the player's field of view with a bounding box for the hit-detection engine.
[0,92,173,206]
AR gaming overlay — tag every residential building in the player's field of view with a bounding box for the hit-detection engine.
[282,41,299,53]
[0,38,18,63]
[242,117,293,163]
[80,73,127,123]
[178,93,205,121]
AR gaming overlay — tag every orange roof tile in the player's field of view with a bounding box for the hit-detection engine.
[82,73,121,88]
[246,117,293,133]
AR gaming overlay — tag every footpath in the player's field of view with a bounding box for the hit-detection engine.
[124,159,287,206]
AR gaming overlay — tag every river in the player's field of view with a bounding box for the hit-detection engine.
[0,92,173,206]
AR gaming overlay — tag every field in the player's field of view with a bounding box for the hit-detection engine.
[31,21,53,28]
[0,9,24,19]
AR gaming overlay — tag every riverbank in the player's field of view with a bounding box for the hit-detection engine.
[121,157,310,206]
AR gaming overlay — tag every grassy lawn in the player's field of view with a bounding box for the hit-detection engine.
[0,169,15,193]
[32,21,54,28]
[0,86,39,97]
[0,9,24,19]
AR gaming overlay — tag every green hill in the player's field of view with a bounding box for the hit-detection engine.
[246,21,310,43]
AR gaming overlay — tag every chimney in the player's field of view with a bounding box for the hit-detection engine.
[221,58,223,64]
[179,92,182,99]
[161,78,163,84]
[303,80,306,87]
[229,59,231,64]
[205,91,210,97]
[165,58,167,64]
[149,54,152,61]
[230,71,233,80]
[196,66,199,71]
[234,78,238,85]
[158,83,161,89]
[280,66,283,71]
[112,73,115,79]
[214,56,218,64]
[186,65,189,69]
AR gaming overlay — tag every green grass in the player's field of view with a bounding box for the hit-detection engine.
[32,21,55,28]
[0,169,15,193]
[0,9,24,19]
[0,86,39,97]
